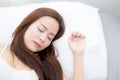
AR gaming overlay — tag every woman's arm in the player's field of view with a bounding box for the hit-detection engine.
[73,52,84,80]
[67,32,85,80]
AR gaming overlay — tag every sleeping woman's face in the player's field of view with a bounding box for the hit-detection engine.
[24,16,59,52]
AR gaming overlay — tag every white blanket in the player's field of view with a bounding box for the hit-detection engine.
[0,2,107,80]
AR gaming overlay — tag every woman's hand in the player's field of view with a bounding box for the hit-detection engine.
[68,32,86,54]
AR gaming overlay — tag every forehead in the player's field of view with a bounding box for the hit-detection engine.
[36,16,59,35]
[37,16,57,23]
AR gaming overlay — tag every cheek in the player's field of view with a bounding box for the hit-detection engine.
[31,29,39,38]
[44,41,51,48]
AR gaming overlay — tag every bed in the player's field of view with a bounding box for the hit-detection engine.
[0,2,119,80]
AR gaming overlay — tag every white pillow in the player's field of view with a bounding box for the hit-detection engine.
[0,2,107,80]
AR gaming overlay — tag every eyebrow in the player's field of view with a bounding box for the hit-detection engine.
[40,23,55,36]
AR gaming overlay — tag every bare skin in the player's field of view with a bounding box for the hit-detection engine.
[63,32,86,80]
[0,31,85,80]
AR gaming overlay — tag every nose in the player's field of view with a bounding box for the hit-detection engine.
[39,35,47,42]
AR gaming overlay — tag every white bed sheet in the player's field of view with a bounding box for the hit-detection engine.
[0,2,107,80]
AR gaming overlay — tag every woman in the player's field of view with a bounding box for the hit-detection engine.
[0,7,85,80]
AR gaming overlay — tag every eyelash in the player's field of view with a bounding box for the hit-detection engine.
[48,37,52,41]
[38,27,43,32]
[37,27,52,41]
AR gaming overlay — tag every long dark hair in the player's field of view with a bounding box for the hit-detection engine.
[10,7,65,80]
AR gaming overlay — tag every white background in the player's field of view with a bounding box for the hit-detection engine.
[0,0,120,17]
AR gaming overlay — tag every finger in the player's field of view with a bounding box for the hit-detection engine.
[68,35,74,41]
[81,34,86,38]
[72,32,80,37]
[72,32,77,36]
[77,33,82,37]
[71,32,86,38]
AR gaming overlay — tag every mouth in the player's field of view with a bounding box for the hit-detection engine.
[33,41,41,48]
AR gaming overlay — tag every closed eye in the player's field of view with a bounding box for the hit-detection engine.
[48,37,52,41]
[37,27,43,32]
[48,36,53,41]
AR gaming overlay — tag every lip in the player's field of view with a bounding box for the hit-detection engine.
[33,41,41,48]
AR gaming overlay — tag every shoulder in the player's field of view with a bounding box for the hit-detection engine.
[63,72,67,80]
[0,44,5,52]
